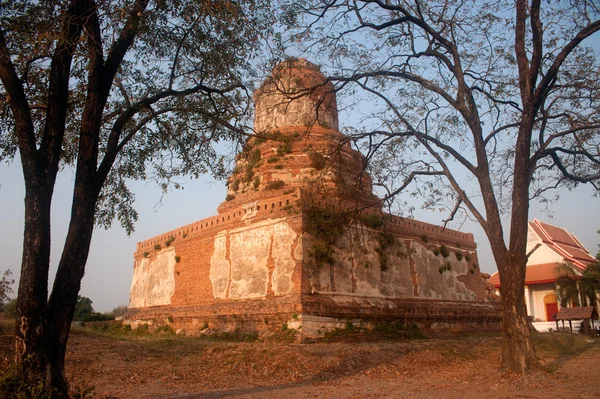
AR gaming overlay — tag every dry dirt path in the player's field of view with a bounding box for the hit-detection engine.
[51,330,600,399]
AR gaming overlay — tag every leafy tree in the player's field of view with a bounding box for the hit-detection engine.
[0,269,14,312]
[106,305,128,319]
[555,261,600,307]
[0,0,271,395]
[73,296,94,322]
[283,0,600,373]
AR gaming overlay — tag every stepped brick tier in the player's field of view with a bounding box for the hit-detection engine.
[124,59,501,337]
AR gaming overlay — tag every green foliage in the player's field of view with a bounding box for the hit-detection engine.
[274,164,284,170]
[143,251,149,258]
[433,248,440,256]
[267,156,280,163]
[106,306,128,319]
[225,194,235,201]
[175,256,181,263]
[74,296,95,322]
[308,151,326,169]
[253,176,261,189]
[265,180,285,190]
[555,262,600,307]
[438,262,452,274]
[305,207,349,267]
[154,244,162,250]
[439,245,450,258]
[360,213,384,229]
[455,252,463,261]
[470,268,475,274]
[372,322,424,340]
[230,179,240,192]
[276,142,292,156]
[165,235,175,247]
[465,254,471,262]
[0,363,52,399]
[311,242,335,266]
[421,234,429,243]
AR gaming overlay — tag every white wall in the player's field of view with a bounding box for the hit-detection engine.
[529,282,557,322]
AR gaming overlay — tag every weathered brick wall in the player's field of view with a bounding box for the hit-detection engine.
[124,58,501,337]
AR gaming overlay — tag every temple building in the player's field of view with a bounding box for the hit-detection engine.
[124,59,500,336]
[489,219,596,332]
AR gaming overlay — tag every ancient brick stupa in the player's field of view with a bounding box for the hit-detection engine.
[124,59,500,336]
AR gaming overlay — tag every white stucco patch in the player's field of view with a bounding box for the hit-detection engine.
[411,243,477,301]
[129,247,176,308]
[228,224,272,299]
[271,221,298,295]
[208,219,298,299]
[209,231,230,299]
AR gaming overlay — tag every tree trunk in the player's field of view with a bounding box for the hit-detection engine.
[13,170,100,397]
[48,180,100,396]
[498,259,537,373]
[14,180,54,390]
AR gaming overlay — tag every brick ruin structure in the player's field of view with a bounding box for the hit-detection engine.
[124,59,501,336]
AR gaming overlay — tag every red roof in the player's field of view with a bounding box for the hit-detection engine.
[490,220,595,288]
[530,220,595,267]
[489,263,570,288]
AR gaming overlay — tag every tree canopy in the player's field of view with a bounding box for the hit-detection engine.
[280,0,600,373]
[0,0,273,395]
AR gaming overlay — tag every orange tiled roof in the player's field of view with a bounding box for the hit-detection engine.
[530,220,596,267]
[488,262,579,288]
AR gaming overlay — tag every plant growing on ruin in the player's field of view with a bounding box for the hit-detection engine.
[265,180,285,190]
[276,142,293,156]
[225,194,235,201]
[305,207,350,267]
[154,244,162,251]
[267,156,280,163]
[174,256,181,263]
[465,254,471,262]
[455,252,463,261]
[421,235,429,243]
[284,0,600,374]
[165,236,175,247]
[438,262,452,274]
[308,151,326,170]
[359,213,384,229]
[143,252,149,258]
[439,245,450,258]
[253,176,261,190]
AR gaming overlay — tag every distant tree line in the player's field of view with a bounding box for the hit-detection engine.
[2,278,127,322]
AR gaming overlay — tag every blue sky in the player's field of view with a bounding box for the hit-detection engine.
[1,150,598,312]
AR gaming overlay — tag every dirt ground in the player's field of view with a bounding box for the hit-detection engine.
[1,323,599,399]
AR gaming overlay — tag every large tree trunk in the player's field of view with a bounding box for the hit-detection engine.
[498,258,537,373]
[14,180,54,389]
[45,183,99,395]
[14,170,100,397]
